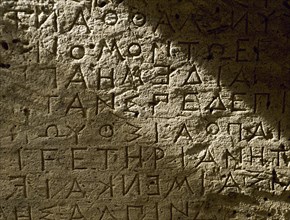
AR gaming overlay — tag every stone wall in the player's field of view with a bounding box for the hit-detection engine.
[0,0,290,219]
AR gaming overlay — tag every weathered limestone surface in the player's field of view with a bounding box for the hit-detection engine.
[0,0,290,219]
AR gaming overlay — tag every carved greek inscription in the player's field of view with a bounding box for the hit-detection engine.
[0,1,289,219]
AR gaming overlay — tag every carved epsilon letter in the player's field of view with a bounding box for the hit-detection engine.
[147,175,160,196]
[236,39,250,62]
[71,148,87,170]
[152,93,169,115]
[231,93,247,111]
[14,206,32,220]
[271,144,288,166]
[152,64,171,85]
[8,176,27,199]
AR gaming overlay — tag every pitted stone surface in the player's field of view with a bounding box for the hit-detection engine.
[0,0,290,219]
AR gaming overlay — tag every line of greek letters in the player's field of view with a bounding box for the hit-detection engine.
[6,170,290,204]
[62,38,268,64]
[15,146,168,172]
[1,200,266,220]
[5,4,280,36]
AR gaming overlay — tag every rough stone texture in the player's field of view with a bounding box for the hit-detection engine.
[0,0,290,219]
